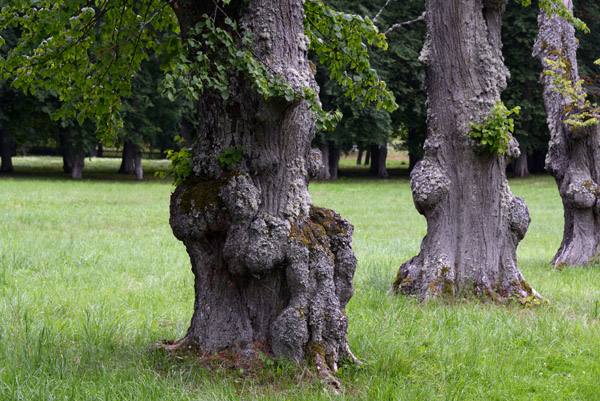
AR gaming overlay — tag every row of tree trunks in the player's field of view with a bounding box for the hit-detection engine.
[168,0,357,373]
[533,0,600,267]
[0,127,14,174]
[392,0,537,300]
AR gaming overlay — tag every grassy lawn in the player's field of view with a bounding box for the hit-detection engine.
[1,156,599,400]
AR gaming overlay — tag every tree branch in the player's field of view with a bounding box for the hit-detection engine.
[373,0,392,24]
[384,12,425,35]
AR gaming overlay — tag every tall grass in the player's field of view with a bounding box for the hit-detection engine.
[1,157,599,400]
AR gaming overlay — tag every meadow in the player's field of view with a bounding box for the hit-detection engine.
[1,156,599,400]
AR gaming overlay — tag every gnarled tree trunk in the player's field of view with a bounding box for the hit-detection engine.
[392,0,537,300]
[169,0,357,372]
[533,0,600,267]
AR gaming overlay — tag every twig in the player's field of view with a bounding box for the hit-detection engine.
[384,11,425,35]
[373,0,392,24]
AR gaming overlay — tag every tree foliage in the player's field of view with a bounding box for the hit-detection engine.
[0,0,399,143]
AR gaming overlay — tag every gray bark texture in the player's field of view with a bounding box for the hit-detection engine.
[533,0,600,267]
[392,0,537,300]
[168,0,357,371]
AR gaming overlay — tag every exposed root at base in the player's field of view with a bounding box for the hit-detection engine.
[314,353,342,395]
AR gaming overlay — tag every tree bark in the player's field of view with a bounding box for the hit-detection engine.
[328,141,340,180]
[0,127,14,174]
[168,0,357,371]
[119,141,136,174]
[392,0,537,300]
[533,0,600,267]
[364,150,370,166]
[369,143,388,178]
[97,143,103,157]
[356,149,363,165]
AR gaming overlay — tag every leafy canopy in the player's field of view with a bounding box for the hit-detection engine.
[0,0,397,139]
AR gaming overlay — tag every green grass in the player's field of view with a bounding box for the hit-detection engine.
[1,156,600,400]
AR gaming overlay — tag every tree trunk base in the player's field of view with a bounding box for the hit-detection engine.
[170,174,358,372]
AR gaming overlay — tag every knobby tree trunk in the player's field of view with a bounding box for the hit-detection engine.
[0,127,14,174]
[392,0,537,300]
[168,0,357,373]
[533,0,600,267]
[119,141,136,174]
[328,141,340,180]
[369,143,388,178]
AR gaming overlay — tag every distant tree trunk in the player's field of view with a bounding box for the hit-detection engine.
[0,127,14,174]
[369,143,388,178]
[513,145,530,177]
[392,0,536,300]
[328,141,340,180]
[168,0,357,374]
[364,150,370,166]
[134,146,143,181]
[119,141,135,174]
[59,132,73,174]
[534,0,600,267]
[70,152,85,179]
[356,149,363,165]
[315,143,330,180]
[97,143,103,157]
[21,146,28,157]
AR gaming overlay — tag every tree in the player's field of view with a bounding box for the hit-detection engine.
[391,0,538,300]
[533,0,600,266]
[1,0,397,378]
